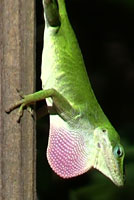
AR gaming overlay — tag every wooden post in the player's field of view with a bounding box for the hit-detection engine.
[0,0,36,199]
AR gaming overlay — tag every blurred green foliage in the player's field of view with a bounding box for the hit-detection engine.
[36,0,134,199]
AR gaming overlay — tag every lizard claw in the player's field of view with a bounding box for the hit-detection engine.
[16,108,23,123]
[5,89,34,123]
[27,106,35,119]
[16,88,25,98]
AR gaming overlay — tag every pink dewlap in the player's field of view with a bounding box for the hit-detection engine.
[47,121,88,178]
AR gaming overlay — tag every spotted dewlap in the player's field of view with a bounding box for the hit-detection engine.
[47,116,92,178]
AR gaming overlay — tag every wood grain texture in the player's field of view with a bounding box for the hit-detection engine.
[0,0,36,199]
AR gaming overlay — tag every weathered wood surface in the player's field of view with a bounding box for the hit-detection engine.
[0,0,36,199]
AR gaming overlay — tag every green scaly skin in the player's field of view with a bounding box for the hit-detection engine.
[7,0,125,186]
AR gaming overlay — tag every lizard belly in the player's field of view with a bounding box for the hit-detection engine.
[41,28,93,108]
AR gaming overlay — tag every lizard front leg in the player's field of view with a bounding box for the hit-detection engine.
[6,89,77,122]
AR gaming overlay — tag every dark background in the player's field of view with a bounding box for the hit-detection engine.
[36,0,134,199]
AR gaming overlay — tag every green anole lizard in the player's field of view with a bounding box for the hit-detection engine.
[7,0,125,186]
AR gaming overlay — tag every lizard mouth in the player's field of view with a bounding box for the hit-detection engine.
[105,154,124,186]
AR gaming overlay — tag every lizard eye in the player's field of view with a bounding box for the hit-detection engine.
[113,145,124,158]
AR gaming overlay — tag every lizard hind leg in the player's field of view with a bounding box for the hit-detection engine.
[43,0,61,27]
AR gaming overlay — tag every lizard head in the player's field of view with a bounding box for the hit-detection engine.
[93,126,125,186]
[47,116,125,186]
